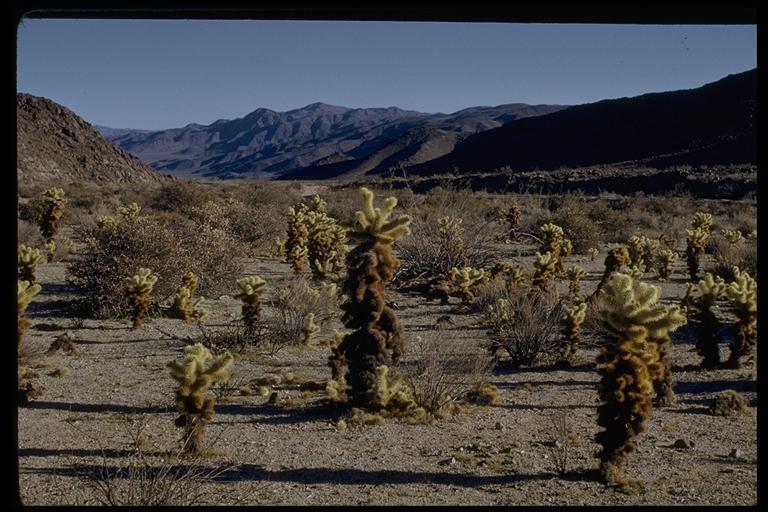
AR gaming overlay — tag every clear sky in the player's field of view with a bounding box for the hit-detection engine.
[16,19,756,130]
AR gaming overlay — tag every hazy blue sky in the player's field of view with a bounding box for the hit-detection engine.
[17,19,756,130]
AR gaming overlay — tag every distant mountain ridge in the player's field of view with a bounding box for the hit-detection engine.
[16,94,171,186]
[104,102,566,179]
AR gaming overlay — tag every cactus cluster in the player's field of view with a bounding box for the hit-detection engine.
[328,187,411,407]
[18,244,44,282]
[594,273,686,485]
[39,187,66,239]
[305,201,347,279]
[627,235,660,273]
[539,223,570,276]
[491,262,525,289]
[685,212,713,281]
[285,203,310,272]
[117,202,141,219]
[171,272,208,323]
[437,215,466,255]
[532,251,557,293]
[566,265,586,296]
[721,229,743,245]
[96,215,119,230]
[562,302,587,360]
[592,246,631,300]
[235,276,268,330]
[724,267,757,368]
[588,247,599,262]
[449,266,489,303]
[302,313,320,346]
[18,280,42,342]
[682,273,726,369]
[125,267,158,328]
[656,249,677,282]
[167,343,233,453]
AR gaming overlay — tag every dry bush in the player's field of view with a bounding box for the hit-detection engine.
[149,181,219,213]
[708,234,757,280]
[709,390,747,416]
[482,286,565,367]
[17,219,44,248]
[551,208,603,254]
[68,214,242,317]
[402,332,495,414]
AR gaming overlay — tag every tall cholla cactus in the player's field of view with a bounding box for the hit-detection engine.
[285,203,310,273]
[656,249,677,282]
[328,187,411,407]
[18,244,44,282]
[592,246,631,300]
[724,267,757,368]
[39,187,67,239]
[167,343,233,453]
[305,202,347,279]
[171,272,207,323]
[566,265,586,296]
[532,251,557,293]
[539,223,568,276]
[18,280,42,343]
[682,273,726,369]
[235,276,268,329]
[125,268,158,328]
[562,302,587,360]
[594,273,686,485]
[117,202,141,220]
[450,266,489,303]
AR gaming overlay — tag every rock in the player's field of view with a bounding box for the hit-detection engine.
[439,457,457,466]
[672,439,693,449]
[729,448,742,459]
[495,422,504,431]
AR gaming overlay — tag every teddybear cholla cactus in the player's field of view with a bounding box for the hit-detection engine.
[594,273,686,485]
[305,199,347,279]
[532,252,557,293]
[39,187,66,239]
[328,187,411,407]
[450,266,489,303]
[125,268,158,328]
[503,204,521,241]
[235,276,268,330]
[685,227,709,282]
[656,249,677,282]
[302,313,320,346]
[18,244,44,282]
[18,280,42,343]
[724,267,757,368]
[627,235,660,273]
[682,273,726,369]
[588,247,599,262]
[721,229,743,245]
[167,343,233,453]
[566,265,585,296]
[591,246,631,300]
[44,240,56,263]
[285,203,310,272]
[539,223,569,276]
[562,302,587,360]
[117,202,141,219]
[171,272,208,323]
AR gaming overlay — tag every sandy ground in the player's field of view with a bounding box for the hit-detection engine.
[17,246,757,506]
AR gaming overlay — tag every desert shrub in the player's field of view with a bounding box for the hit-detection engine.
[402,332,495,415]
[708,233,757,281]
[68,214,242,317]
[149,181,219,213]
[264,278,339,348]
[39,187,67,239]
[483,287,564,367]
[551,209,603,255]
[709,390,747,416]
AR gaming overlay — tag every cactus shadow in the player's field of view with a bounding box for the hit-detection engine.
[26,299,82,319]
[36,282,74,296]
[673,379,756,395]
[23,401,171,414]
[18,447,166,458]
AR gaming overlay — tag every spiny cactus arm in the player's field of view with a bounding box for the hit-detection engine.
[125,268,159,292]
[236,276,268,298]
[724,267,757,314]
[202,352,234,382]
[352,188,412,242]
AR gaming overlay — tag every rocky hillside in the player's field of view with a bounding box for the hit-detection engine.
[106,102,565,180]
[409,69,757,176]
[16,94,171,186]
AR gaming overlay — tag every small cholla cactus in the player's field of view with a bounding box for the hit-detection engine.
[273,237,286,257]
[235,276,268,329]
[302,313,320,346]
[566,265,586,295]
[504,204,521,241]
[562,302,587,360]
[627,235,660,273]
[724,267,757,368]
[18,280,42,343]
[561,238,574,257]
[682,273,726,369]
[594,273,686,485]
[44,240,56,263]
[167,343,233,453]
[285,203,310,273]
[491,262,525,290]
[450,266,489,303]
[96,215,119,229]
[532,251,557,293]
[691,212,713,234]
[720,229,743,245]
[540,223,566,276]
[117,202,141,219]
[656,249,677,282]
[125,268,158,328]
[171,287,208,323]
[306,206,347,279]
[628,265,644,279]
[39,187,67,239]
[18,244,44,282]
[588,247,599,262]
[685,227,709,281]
[592,246,631,300]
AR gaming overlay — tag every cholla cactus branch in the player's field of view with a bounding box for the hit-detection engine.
[18,244,44,282]
[125,267,158,328]
[682,273,726,368]
[235,276,268,329]
[562,302,587,360]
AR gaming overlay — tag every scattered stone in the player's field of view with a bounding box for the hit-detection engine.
[495,422,504,431]
[729,448,742,459]
[439,457,458,466]
[672,439,693,449]
[710,390,748,416]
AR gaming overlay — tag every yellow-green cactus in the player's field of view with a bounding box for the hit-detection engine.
[167,343,233,453]
[273,237,286,257]
[532,251,556,293]
[329,187,411,407]
[302,313,320,346]
[450,266,489,303]
[503,203,521,241]
[691,212,713,234]
[171,286,208,323]
[39,187,67,239]
[682,273,726,369]
[540,223,566,276]
[724,267,757,368]
[745,230,757,242]
[721,229,743,245]
[235,276,268,329]
[594,273,687,484]
[562,302,587,359]
[685,227,709,281]
[18,280,42,343]
[656,249,677,282]
[562,238,574,257]
[627,235,660,273]
[437,215,466,255]
[285,203,310,273]
[96,215,119,230]
[18,244,44,282]
[566,265,586,296]
[117,202,141,219]
[588,247,599,262]
[592,246,631,300]
[125,267,158,328]
[305,207,347,279]
[44,240,56,263]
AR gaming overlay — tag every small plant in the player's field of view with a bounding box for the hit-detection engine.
[167,343,234,453]
[234,276,268,330]
[18,280,42,343]
[539,223,569,276]
[709,390,747,416]
[450,266,489,304]
[721,229,743,245]
[723,267,757,368]
[328,187,411,407]
[591,246,631,300]
[745,230,757,242]
[125,268,158,329]
[301,313,319,346]
[594,272,686,486]
[502,203,521,241]
[588,247,599,262]
[627,235,660,273]
[685,227,709,281]
[691,212,713,233]
[171,285,208,323]
[44,239,56,262]
[47,331,78,355]
[39,187,67,239]
[566,265,585,296]
[681,273,726,369]
[117,202,142,220]
[18,244,44,282]
[305,197,347,279]
[562,302,587,360]
[656,249,677,282]
[96,215,119,229]
[532,251,557,293]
